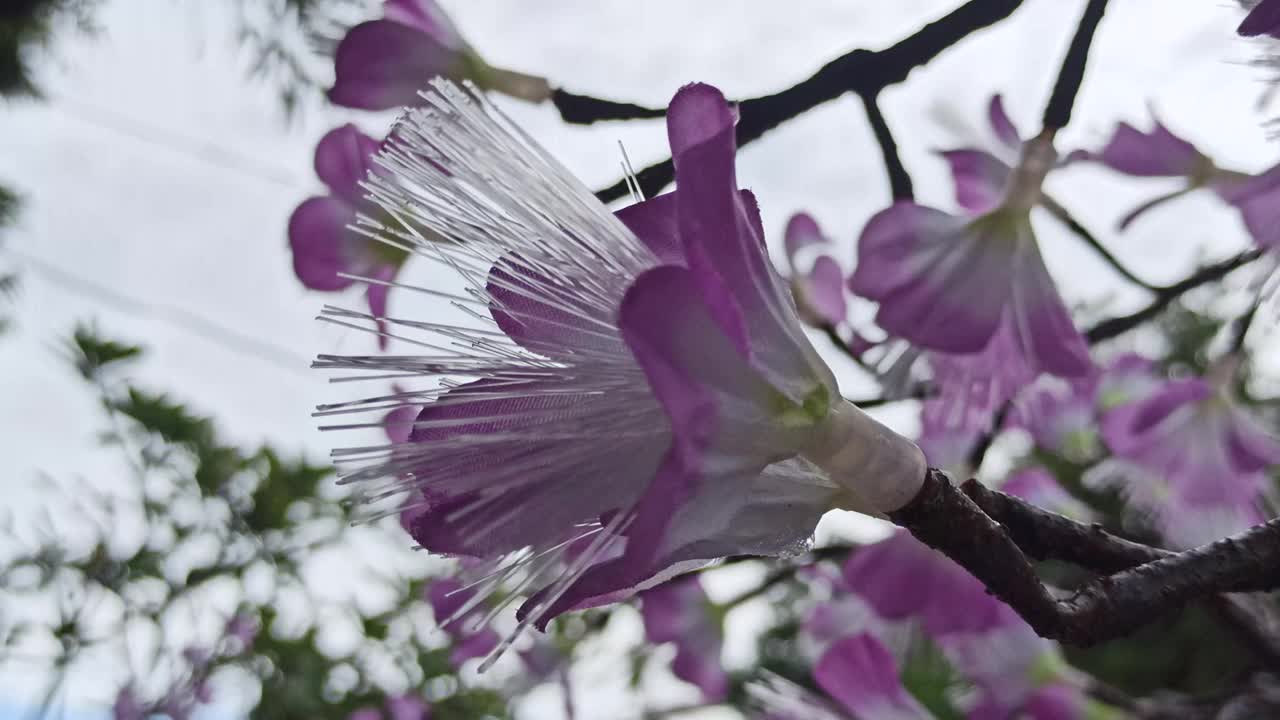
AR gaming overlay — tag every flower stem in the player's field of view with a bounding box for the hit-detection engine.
[1041,0,1109,132]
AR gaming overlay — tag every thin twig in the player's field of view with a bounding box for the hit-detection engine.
[1086,249,1263,343]
[1041,0,1109,131]
[859,91,913,201]
[1041,194,1159,292]
[590,0,1026,202]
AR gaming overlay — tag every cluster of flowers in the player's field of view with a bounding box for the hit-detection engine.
[289,0,1280,715]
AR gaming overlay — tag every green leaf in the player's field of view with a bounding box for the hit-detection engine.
[68,326,143,379]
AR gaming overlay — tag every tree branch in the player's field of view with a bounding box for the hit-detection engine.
[1041,0,1109,131]
[587,0,1026,202]
[860,92,913,201]
[1041,194,1158,292]
[550,88,665,124]
[1085,249,1263,344]
[889,470,1280,650]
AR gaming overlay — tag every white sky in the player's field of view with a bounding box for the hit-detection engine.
[4,1,1279,718]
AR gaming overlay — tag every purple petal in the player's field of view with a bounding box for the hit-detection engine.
[383,0,463,45]
[487,257,621,355]
[1215,163,1280,251]
[797,255,848,326]
[288,196,360,291]
[314,124,381,204]
[852,204,1015,354]
[1001,468,1094,521]
[938,149,1012,215]
[667,84,821,396]
[988,94,1021,150]
[402,379,658,558]
[843,531,1003,636]
[1090,120,1206,178]
[641,576,728,702]
[385,695,430,720]
[1020,684,1084,720]
[1007,232,1093,377]
[328,20,461,111]
[1239,0,1280,37]
[349,709,383,720]
[450,628,501,667]
[813,635,931,720]
[784,212,826,263]
[1224,406,1280,472]
[614,191,685,265]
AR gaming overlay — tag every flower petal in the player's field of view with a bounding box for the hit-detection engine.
[938,149,1012,215]
[383,0,463,45]
[784,212,826,265]
[328,20,461,111]
[853,204,1015,354]
[314,124,381,204]
[667,83,826,401]
[613,191,685,265]
[1091,119,1207,178]
[642,576,728,701]
[988,94,1020,150]
[1214,163,1280,251]
[288,196,360,291]
[1007,229,1093,377]
[814,634,932,720]
[1239,0,1280,37]
[797,255,848,326]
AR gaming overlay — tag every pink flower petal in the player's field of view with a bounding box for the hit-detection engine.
[314,124,381,205]
[288,196,360,291]
[328,20,461,111]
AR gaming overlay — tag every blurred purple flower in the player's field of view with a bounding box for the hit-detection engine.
[641,574,728,701]
[386,694,430,720]
[783,213,847,327]
[1090,370,1280,547]
[112,686,146,720]
[917,398,981,478]
[937,95,1023,215]
[349,709,384,720]
[327,80,926,646]
[851,133,1092,428]
[1094,353,1161,412]
[329,0,550,110]
[1240,0,1280,38]
[1009,375,1099,461]
[428,578,502,668]
[288,124,406,349]
[1084,117,1280,251]
[813,634,933,720]
[1001,467,1095,522]
[223,613,259,654]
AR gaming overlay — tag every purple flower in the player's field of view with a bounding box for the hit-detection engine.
[1009,376,1100,461]
[1001,468,1095,522]
[288,124,406,349]
[112,686,146,720]
[1090,370,1280,547]
[223,613,259,653]
[851,132,1092,427]
[937,95,1023,215]
[783,213,847,327]
[1083,117,1280,251]
[843,530,1005,637]
[386,695,430,720]
[329,0,550,110]
[813,634,934,720]
[318,80,927,647]
[1240,0,1280,38]
[428,578,502,668]
[917,398,982,478]
[641,575,728,702]
[1094,353,1160,412]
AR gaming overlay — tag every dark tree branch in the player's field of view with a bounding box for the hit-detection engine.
[1041,0,1109,131]
[587,0,1026,202]
[549,88,665,124]
[1042,194,1159,292]
[1085,249,1263,344]
[889,470,1280,650]
[860,92,913,201]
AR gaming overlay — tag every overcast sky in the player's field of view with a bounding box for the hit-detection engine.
[4,1,1278,717]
